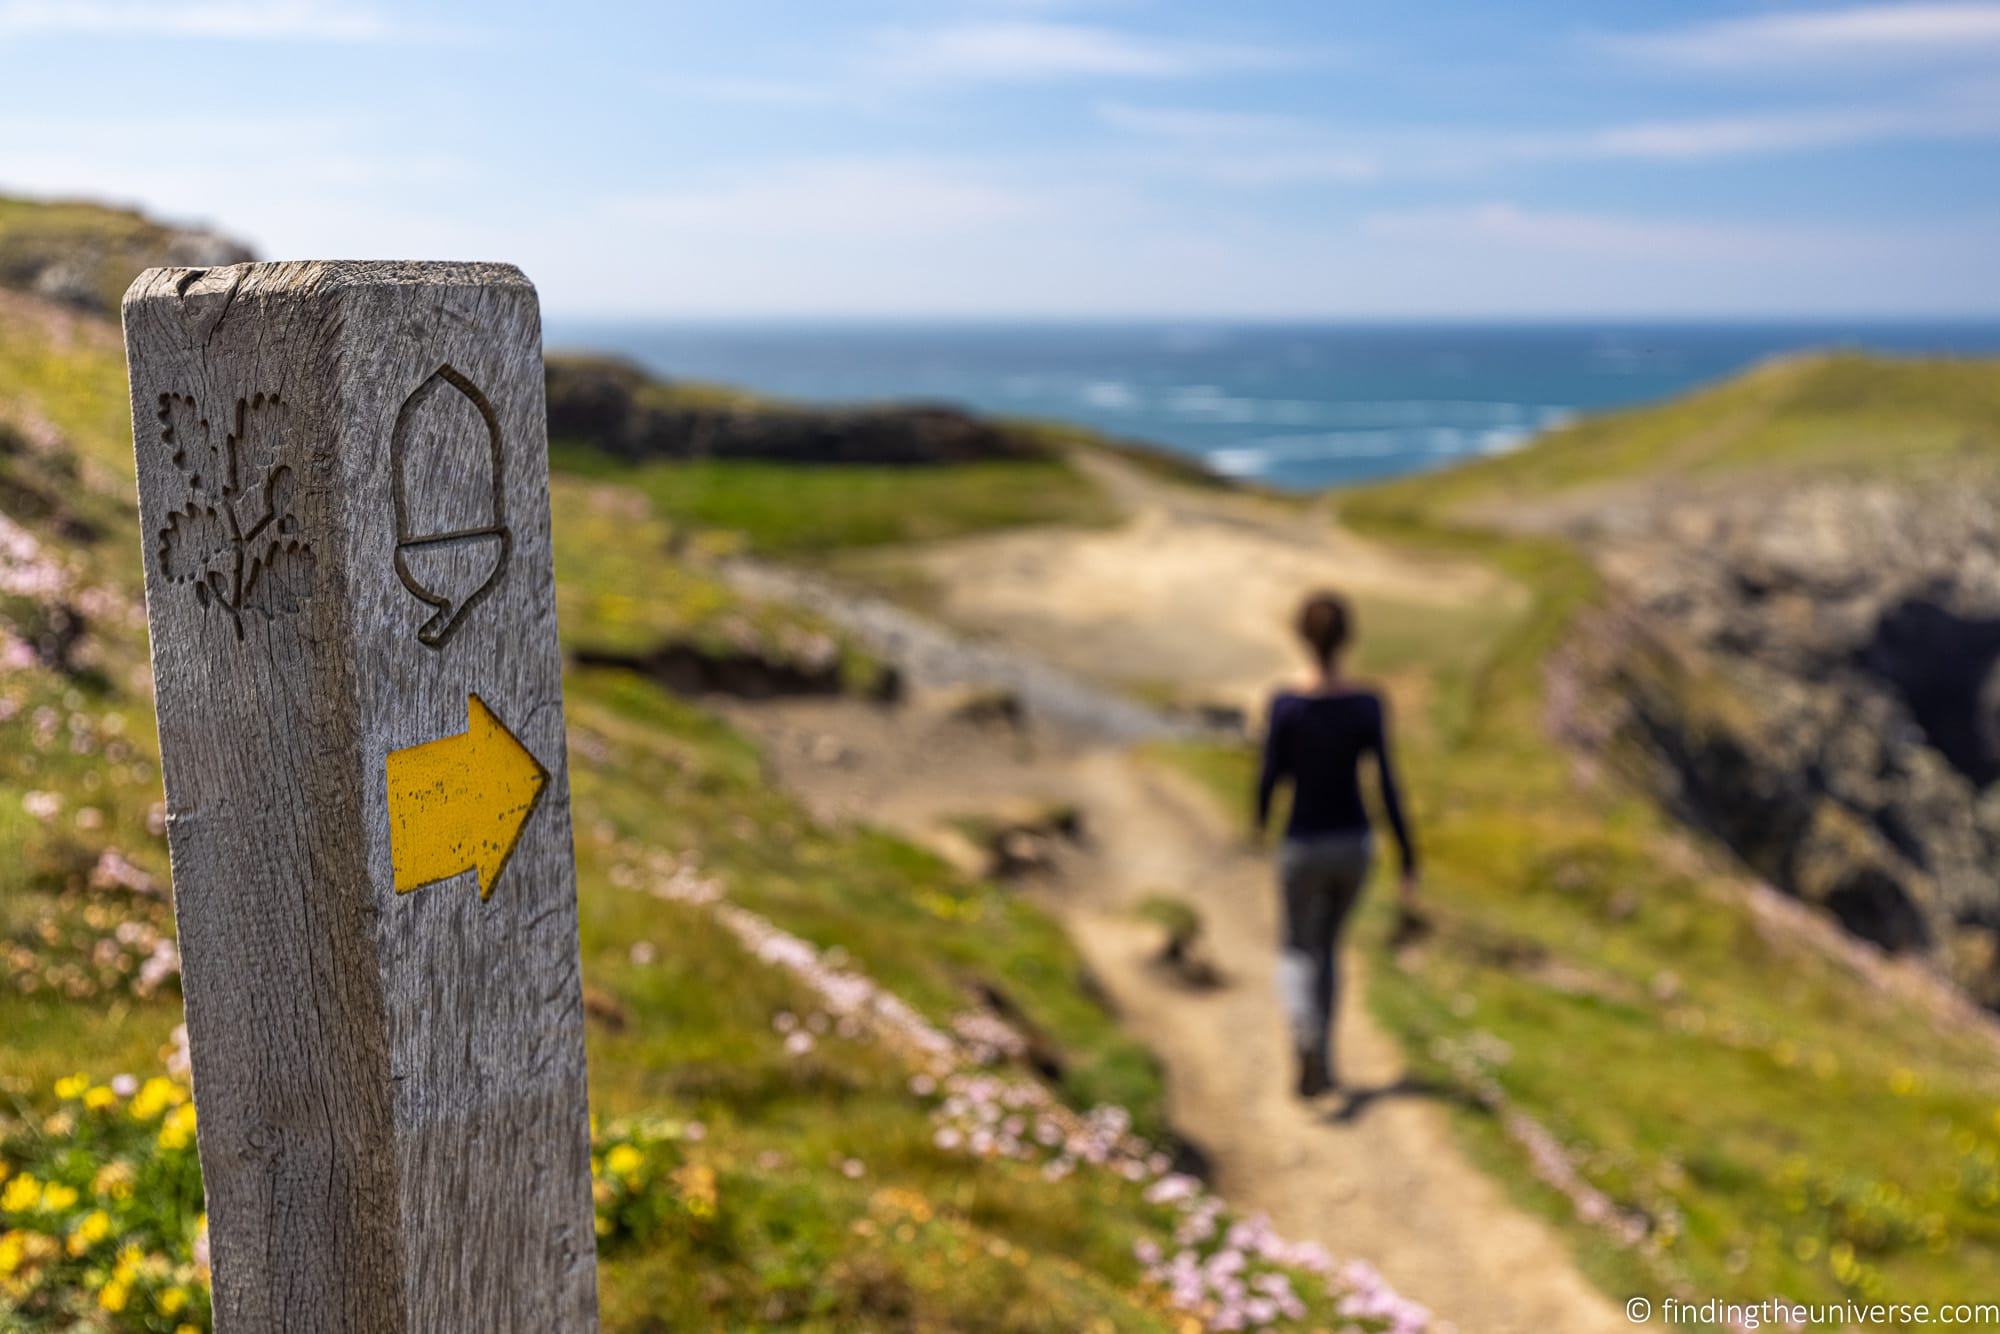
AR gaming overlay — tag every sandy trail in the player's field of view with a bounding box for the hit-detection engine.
[720,454,1621,1333]
[902,453,1514,714]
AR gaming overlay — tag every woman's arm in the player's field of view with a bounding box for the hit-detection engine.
[1254,698,1290,835]
[1372,696,1418,877]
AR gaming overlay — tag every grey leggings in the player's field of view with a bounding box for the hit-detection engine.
[1276,833,1373,1057]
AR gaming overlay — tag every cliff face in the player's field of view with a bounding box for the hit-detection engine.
[1554,476,2000,1006]
[545,354,1055,466]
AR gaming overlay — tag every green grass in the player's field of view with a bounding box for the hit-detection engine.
[0,196,210,317]
[550,445,1118,556]
[548,474,887,691]
[567,668,1165,1130]
[1162,356,2000,1322]
[1380,352,2000,520]
[999,415,1239,492]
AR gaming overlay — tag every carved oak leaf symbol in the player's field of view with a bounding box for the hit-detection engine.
[227,392,289,532]
[262,465,300,536]
[158,392,221,492]
[158,502,232,601]
[243,537,316,619]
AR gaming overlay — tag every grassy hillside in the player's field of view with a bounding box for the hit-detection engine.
[537,351,1248,556]
[0,260,1399,1326]
[1371,351,2000,517]
[1157,353,2000,1319]
[552,445,1115,558]
[0,199,248,319]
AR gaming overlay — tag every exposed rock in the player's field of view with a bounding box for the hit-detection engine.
[965,799,1086,881]
[546,354,1055,466]
[1136,894,1226,990]
[572,635,895,701]
[1184,700,1249,737]
[1553,476,2000,1006]
[938,684,1028,730]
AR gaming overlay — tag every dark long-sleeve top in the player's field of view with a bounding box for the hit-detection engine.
[1255,688,1417,871]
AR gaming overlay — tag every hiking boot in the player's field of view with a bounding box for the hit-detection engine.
[1294,1044,1332,1099]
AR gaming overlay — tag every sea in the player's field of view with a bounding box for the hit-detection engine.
[545,321,2000,491]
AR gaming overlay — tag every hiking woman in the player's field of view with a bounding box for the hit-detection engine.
[1255,590,1419,1098]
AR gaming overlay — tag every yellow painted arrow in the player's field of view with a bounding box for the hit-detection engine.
[386,694,548,900]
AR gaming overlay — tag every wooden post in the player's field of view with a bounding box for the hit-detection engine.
[123,262,599,1332]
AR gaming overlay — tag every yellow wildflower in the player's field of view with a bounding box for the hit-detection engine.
[177,1326,201,1334]
[158,1284,189,1315]
[83,1085,117,1111]
[53,1074,87,1100]
[0,1175,37,1214]
[604,1145,644,1182]
[40,1183,79,1212]
[131,1077,182,1121]
[66,1209,112,1256]
[0,1231,24,1276]
[99,1279,129,1312]
[158,1102,198,1151]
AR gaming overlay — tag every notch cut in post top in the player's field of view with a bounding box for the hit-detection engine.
[124,260,599,1333]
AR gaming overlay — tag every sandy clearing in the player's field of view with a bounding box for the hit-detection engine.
[900,454,1515,713]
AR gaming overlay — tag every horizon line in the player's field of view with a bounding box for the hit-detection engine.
[542,310,2000,327]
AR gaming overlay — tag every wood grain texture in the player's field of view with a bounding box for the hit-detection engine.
[124,261,598,1333]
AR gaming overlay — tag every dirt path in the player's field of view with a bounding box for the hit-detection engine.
[719,453,1622,1333]
[897,452,1518,715]
[1060,754,1625,1334]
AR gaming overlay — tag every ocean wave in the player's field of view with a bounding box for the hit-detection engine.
[1205,422,1543,477]
[1080,380,1141,411]
[1166,391,1567,430]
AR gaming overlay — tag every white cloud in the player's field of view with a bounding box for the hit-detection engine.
[1570,98,2000,159]
[653,25,1301,110]
[875,21,1291,81]
[1095,101,1315,139]
[1579,109,1913,159]
[1191,150,1379,186]
[1360,201,1870,262]
[605,159,1057,240]
[657,75,851,108]
[1094,101,1381,184]
[0,0,394,40]
[1098,80,2000,183]
[0,113,480,260]
[1550,72,2000,161]
[1611,3,2000,68]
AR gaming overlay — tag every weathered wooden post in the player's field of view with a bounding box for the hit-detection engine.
[123,262,598,1331]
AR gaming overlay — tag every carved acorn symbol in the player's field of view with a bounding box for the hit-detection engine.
[391,365,511,649]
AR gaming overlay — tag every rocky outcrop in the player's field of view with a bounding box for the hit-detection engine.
[545,354,1055,466]
[0,196,252,316]
[1552,477,2000,1006]
[572,636,899,702]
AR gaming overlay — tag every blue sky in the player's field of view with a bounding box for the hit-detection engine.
[2,0,1998,318]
